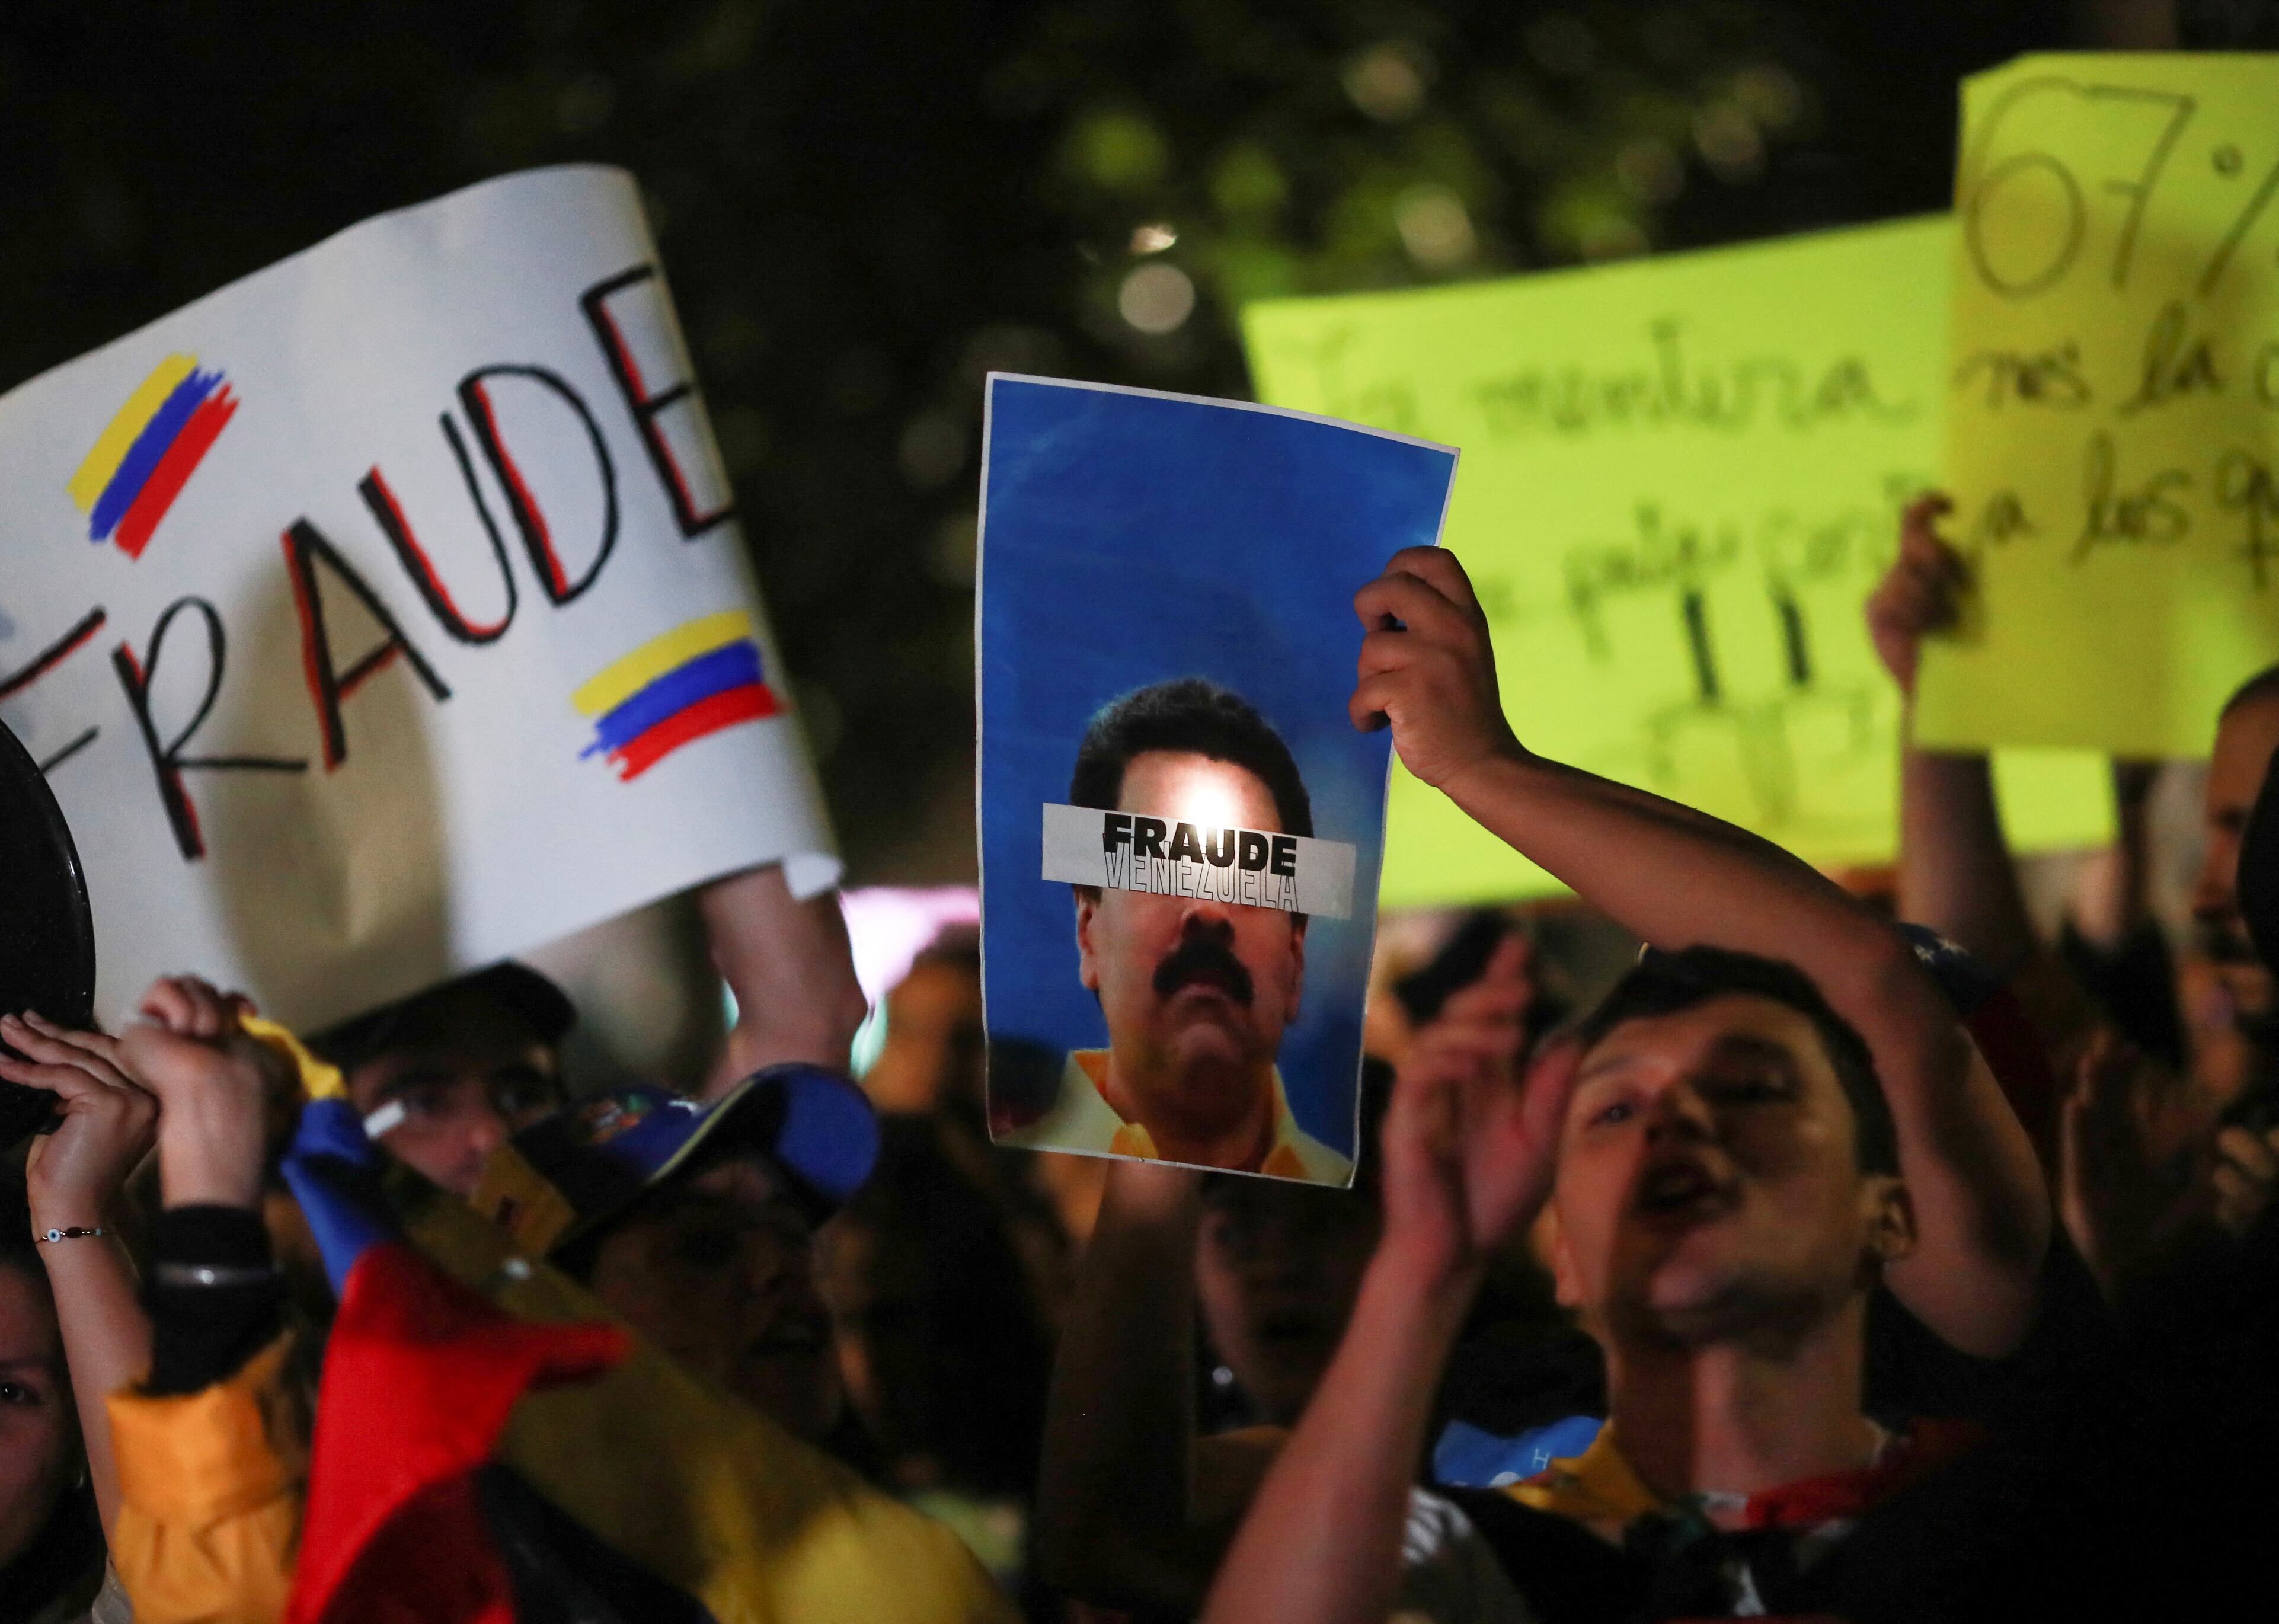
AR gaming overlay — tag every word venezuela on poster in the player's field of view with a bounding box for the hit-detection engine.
[0,167,837,1031]
[1245,216,2114,907]
[977,375,1456,1187]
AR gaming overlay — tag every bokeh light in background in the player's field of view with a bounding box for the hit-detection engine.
[0,1,2093,887]
[835,885,981,1073]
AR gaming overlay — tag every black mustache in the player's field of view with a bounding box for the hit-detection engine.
[1153,936,1254,1006]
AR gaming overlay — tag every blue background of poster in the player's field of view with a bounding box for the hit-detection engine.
[977,376,1457,1165]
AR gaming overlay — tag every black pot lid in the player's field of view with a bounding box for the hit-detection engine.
[0,716,96,1143]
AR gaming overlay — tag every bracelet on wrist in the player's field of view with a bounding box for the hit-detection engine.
[35,1226,106,1245]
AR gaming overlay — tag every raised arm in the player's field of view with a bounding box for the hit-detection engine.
[698,864,869,1095]
[1,1012,156,1535]
[1351,546,2049,1356]
[1203,1031,1575,1624]
[1871,495,2044,979]
[1034,1158,1223,1613]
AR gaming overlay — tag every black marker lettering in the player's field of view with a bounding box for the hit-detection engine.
[458,365,619,606]
[282,520,452,772]
[581,264,736,539]
[110,598,306,861]
[359,415,519,644]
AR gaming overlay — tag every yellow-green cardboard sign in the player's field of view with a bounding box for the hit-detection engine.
[1917,53,2279,757]
[1244,216,2112,907]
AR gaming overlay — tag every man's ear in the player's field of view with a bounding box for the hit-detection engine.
[1283,915,1308,1021]
[1074,887,1102,992]
[1542,1204,1584,1310]
[1859,1174,1917,1275]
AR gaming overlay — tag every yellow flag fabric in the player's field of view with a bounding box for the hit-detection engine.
[1243,219,2113,906]
[405,1197,1019,1624]
[1915,53,2279,757]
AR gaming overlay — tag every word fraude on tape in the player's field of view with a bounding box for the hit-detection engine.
[1040,803,1356,919]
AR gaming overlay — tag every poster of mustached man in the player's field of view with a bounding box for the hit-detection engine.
[976,375,1457,1185]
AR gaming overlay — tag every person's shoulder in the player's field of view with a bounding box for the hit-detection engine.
[1275,1124,1355,1186]
[1428,1487,1641,1623]
[994,1050,1115,1152]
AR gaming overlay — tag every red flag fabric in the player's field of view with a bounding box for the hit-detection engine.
[287,1241,629,1624]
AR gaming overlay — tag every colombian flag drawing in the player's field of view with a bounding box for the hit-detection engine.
[68,354,241,560]
[573,610,779,781]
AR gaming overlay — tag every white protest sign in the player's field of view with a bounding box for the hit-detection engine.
[0,166,838,1031]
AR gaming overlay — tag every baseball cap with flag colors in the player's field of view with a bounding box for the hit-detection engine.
[472,1064,879,1257]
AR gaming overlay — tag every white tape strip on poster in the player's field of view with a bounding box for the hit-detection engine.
[0,165,837,1031]
[1040,803,1356,919]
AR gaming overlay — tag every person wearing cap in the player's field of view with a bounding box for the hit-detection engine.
[314,863,868,1198]
[311,960,576,1198]
[469,1063,878,1444]
[94,979,1015,1624]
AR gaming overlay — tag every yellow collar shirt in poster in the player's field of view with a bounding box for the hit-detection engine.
[999,1048,1354,1184]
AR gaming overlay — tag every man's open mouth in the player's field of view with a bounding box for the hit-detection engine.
[1631,1159,1731,1220]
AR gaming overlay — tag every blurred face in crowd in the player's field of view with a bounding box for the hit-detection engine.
[1194,1179,1379,1425]
[2194,694,2279,1037]
[586,1152,842,1441]
[346,990,564,1197]
[0,1261,73,1567]
[1550,995,1911,1353]
[1076,752,1307,1150]
[862,953,983,1118]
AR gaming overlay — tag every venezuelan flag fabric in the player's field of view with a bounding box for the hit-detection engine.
[265,1020,1013,1624]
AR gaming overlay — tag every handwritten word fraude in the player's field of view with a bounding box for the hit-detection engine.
[1039,803,1356,920]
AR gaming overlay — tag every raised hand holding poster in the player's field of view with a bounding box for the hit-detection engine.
[978,376,1455,1185]
[1245,218,2114,907]
[1916,54,2279,757]
[0,167,837,1031]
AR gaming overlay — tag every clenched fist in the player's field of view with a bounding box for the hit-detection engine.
[1350,548,1520,793]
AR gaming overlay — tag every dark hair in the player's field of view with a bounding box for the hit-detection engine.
[2224,663,2279,720]
[1069,678,1312,839]
[1575,945,1900,1177]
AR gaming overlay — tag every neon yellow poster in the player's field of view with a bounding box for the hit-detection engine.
[1245,216,2112,906]
[1916,53,2279,758]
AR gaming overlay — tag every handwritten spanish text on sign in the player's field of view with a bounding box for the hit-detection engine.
[1916,53,2279,757]
[1244,219,2112,906]
[1040,803,1357,919]
[0,167,837,1031]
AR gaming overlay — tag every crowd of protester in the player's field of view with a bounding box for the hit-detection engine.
[5,498,2279,1623]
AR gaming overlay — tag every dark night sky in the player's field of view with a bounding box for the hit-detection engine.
[0,0,2085,878]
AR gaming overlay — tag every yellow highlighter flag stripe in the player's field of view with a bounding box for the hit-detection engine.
[68,354,198,511]
[572,610,753,718]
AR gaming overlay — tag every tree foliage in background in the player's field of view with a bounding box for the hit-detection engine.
[0,0,2070,878]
